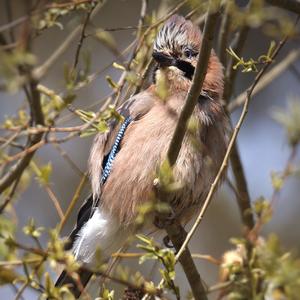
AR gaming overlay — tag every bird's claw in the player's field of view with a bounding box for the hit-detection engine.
[153,208,176,229]
[163,235,174,248]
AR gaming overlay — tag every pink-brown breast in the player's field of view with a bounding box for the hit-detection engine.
[99,90,230,226]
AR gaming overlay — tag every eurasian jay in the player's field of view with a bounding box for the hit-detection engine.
[55,14,230,298]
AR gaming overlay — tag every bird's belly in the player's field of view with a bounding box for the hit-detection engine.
[100,115,209,224]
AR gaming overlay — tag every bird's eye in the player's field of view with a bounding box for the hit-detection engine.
[183,48,197,59]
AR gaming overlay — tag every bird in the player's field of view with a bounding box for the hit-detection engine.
[55,14,230,298]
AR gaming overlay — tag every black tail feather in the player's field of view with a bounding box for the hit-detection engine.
[55,268,93,298]
[54,193,95,298]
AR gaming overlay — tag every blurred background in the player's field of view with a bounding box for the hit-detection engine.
[0,0,300,299]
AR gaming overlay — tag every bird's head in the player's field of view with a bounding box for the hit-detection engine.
[152,15,223,99]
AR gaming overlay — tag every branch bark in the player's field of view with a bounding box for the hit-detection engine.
[166,222,208,300]
[217,3,231,67]
[0,79,44,195]
[167,2,220,167]
[222,20,255,230]
[72,7,93,70]
[158,2,221,300]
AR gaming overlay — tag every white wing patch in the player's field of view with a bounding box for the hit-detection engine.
[72,208,130,264]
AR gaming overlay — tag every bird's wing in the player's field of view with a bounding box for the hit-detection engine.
[89,91,155,198]
[64,91,154,250]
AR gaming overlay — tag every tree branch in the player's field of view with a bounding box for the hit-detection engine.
[0,78,44,195]
[230,143,254,228]
[166,2,220,167]
[0,172,22,214]
[222,19,255,230]
[73,7,93,70]
[217,2,231,67]
[58,173,88,233]
[33,0,107,80]
[158,2,221,300]
[166,222,208,300]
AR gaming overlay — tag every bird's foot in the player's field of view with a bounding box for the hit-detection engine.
[163,235,174,248]
[153,208,176,229]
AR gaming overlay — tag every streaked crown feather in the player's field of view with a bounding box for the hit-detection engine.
[153,15,202,54]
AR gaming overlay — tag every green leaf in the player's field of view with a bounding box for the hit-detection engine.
[0,216,16,260]
[97,286,115,300]
[136,234,154,246]
[253,197,272,223]
[39,163,52,186]
[23,218,44,238]
[112,62,126,71]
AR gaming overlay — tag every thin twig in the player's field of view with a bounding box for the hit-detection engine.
[57,2,187,125]
[2,125,85,134]
[0,130,22,150]
[0,92,119,166]
[0,134,77,166]
[0,16,28,34]
[221,5,255,229]
[228,48,300,112]
[206,281,233,294]
[73,7,93,70]
[113,0,189,107]
[112,252,220,265]
[46,0,96,9]
[111,0,148,106]
[0,172,22,214]
[5,0,15,43]
[58,173,88,233]
[32,0,107,80]
[0,137,24,150]
[225,15,299,230]
[53,144,84,177]
[217,2,231,67]
[14,282,28,300]
[249,145,298,240]
[30,161,64,220]
[9,237,163,298]
[44,185,64,220]
[0,79,45,195]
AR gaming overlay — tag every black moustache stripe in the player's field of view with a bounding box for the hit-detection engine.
[174,59,195,80]
[152,55,195,82]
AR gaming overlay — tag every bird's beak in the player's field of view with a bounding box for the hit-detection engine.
[152,51,175,67]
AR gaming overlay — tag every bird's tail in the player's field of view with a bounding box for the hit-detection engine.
[55,267,93,298]
[54,194,131,298]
